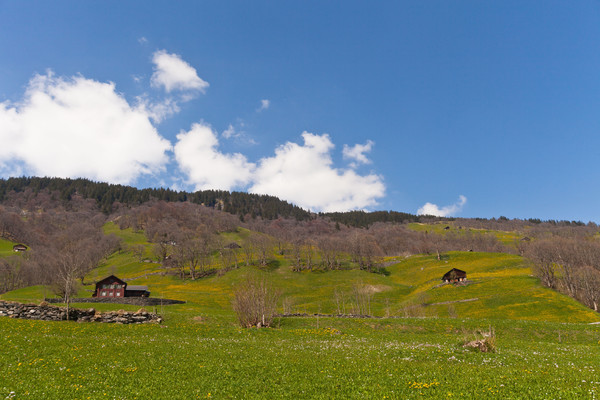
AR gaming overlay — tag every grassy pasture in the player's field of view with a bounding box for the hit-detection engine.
[1,315,599,399]
[0,238,20,257]
[407,223,523,247]
[3,244,599,323]
[2,223,600,398]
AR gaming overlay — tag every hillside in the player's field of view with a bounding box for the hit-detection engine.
[0,176,312,219]
[2,222,597,324]
[2,221,600,399]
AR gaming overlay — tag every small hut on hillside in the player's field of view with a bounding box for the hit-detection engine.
[442,268,467,283]
[12,244,28,252]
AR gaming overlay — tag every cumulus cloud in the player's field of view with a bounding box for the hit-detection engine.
[417,195,467,217]
[173,123,255,191]
[0,72,172,184]
[257,99,270,112]
[343,140,374,167]
[173,130,385,211]
[248,132,385,212]
[151,50,209,94]
[1,54,386,213]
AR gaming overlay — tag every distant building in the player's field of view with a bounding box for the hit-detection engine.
[442,268,467,283]
[12,244,28,252]
[224,242,241,249]
[93,275,150,298]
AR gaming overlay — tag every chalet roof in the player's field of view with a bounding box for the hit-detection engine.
[95,275,127,286]
[442,268,467,280]
[126,285,149,291]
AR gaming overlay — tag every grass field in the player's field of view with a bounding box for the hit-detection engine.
[0,238,20,257]
[2,224,600,398]
[1,315,599,399]
[407,223,523,247]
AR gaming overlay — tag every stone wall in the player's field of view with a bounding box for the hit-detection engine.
[0,301,162,324]
[45,297,185,306]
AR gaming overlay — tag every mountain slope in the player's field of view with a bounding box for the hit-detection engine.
[2,223,597,324]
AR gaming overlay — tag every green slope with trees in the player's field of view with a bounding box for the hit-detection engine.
[0,176,599,321]
[2,180,600,399]
[2,223,597,324]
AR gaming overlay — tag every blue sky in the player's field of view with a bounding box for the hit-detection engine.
[1,1,600,221]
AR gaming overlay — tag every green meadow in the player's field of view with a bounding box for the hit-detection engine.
[0,238,20,257]
[1,315,599,399]
[407,222,523,247]
[1,223,600,399]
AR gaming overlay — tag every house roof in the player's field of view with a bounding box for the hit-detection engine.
[126,285,149,291]
[95,275,127,287]
[442,268,467,280]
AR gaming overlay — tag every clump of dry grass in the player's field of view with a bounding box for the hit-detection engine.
[462,325,497,353]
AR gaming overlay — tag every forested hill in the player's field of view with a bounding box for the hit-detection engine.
[0,177,436,226]
[320,210,423,228]
[0,177,311,220]
[0,177,590,228]
[0,177,427,225]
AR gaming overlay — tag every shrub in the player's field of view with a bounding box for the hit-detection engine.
[232,276,280,328]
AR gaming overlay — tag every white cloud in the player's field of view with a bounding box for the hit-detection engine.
[143,50,208,123]
[248,132,385,212]
[151,50,209,94]
[138,37,148,44]
[221,121,257,144]
[0,72,172,184]
[136,95,180,124]
[257,99,270,112]
[174,123,255,191]
[222,124,237,139]
[173,130,385,212]
[1,55,386,213]
[343,140,374,167]
[417,195,467,217]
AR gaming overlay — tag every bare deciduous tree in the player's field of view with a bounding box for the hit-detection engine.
[40,222,109,319]
[232,276,280,328]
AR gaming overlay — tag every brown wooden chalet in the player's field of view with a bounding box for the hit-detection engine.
[12,244,28,252]
[93,275,150,298]
[442,268,467,283]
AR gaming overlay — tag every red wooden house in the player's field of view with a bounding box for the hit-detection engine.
[93,275,150,298]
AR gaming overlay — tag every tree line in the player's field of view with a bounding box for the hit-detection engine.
[0,177,311,220]
[1,177,596,229]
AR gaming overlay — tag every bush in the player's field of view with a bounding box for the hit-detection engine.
[232,276,280,328]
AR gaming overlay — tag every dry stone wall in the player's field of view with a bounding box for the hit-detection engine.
[0,301,162,324]
[45,297,185,306]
